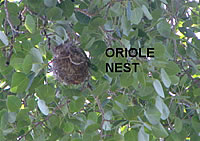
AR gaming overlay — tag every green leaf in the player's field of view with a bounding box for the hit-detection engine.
[75,12,91,24]
[121,15,131,36]
[64,122,74,133]
[8,112,16,123]
[0,31,8,46]
[30,48,43,64]
[47,7,63,20]
[102,121,111,131]
[0,109,8,130]
[161,68,171,88]
[36,85,55,103]
[37,99,49,116]
[165,61,181,75]
[142,5,152,20]
[85,123,99,133]
[153,43,166,58]
[124,106,141,120]
[69,97,85,112]
[169,75,179,85]
[152,123,169,138]
[89,40,107,57]
[131,7,143,25]
[175,117,183,133]
[88,112,98,123]
[44,0,57,7]
[7,95,21,112]
[157,20,171,38]
[120,72,133,87]
[153,79,165,98]
[192,115,200,133]
[193,88,200,97]
[10,72,29,93]
[155,96,170,120]
[22,54,32,74]
[25,15,36,33]
[59,0,74,18]
[125,130,138,141]
[93,81,109,96]
[144,105,161,125]
[89,17,106,29]
[138,126,149,141]
[27,98,36,111]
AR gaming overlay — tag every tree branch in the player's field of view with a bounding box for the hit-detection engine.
[95,96,105,139]
[4,0,25,34]
[17,99,70,141]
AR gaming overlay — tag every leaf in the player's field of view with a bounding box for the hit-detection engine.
[27,98,36,111]
[89,17,106,29]
[88,112,98,123]
[59,0,74,18]
[30,48,43,64]
[36,85,55,103]
[25,15,36,33]
[69,97,85,112]
[75,11,91,24]
[124,106,141,120]
[10,72,29,93]
[142,5,152,20]
[138,126,149,141]
[8,112,16,123]
[121,15,131,36]
[64,122,74,133]
[102,121,111,131]
[7,95,21,112]
[37,99,49,116]
[22,54,32,73]
[0,31,8,46]
[161,68,171,88]
[47,7,63,20]
[192,115,200,133]
[54,26,68,40]
[155,96,170,120]
[157,20,171,38]
[165,61,181,75]
[131,7,143,25]
[153,43,165,58]
[175,117,183,133]
[153,79,165,98]
[44,0,57,7]
[169,75,179,85]
[144,105,161,125]
[152,123,169,138]
[0,109,8,130]
[125,130,138,141]
[85,123,99,133]
[120,72,133,87]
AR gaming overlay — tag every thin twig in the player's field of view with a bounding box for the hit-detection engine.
[17,99,70,141]
[4,0,25,34]
[95,96,105,139]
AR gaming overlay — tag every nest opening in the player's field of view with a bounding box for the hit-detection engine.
[52,41,89,85]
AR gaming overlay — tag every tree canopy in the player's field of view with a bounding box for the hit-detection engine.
[0,0,200,141]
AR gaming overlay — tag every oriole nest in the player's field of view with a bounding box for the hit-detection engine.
[52,41,89,85]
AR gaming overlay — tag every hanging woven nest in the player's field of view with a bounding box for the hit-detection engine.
[52,41,89,85]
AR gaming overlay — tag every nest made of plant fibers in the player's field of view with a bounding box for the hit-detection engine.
[52,41,89,85]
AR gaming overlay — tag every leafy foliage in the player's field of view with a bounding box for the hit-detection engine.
[0,0,200,141]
